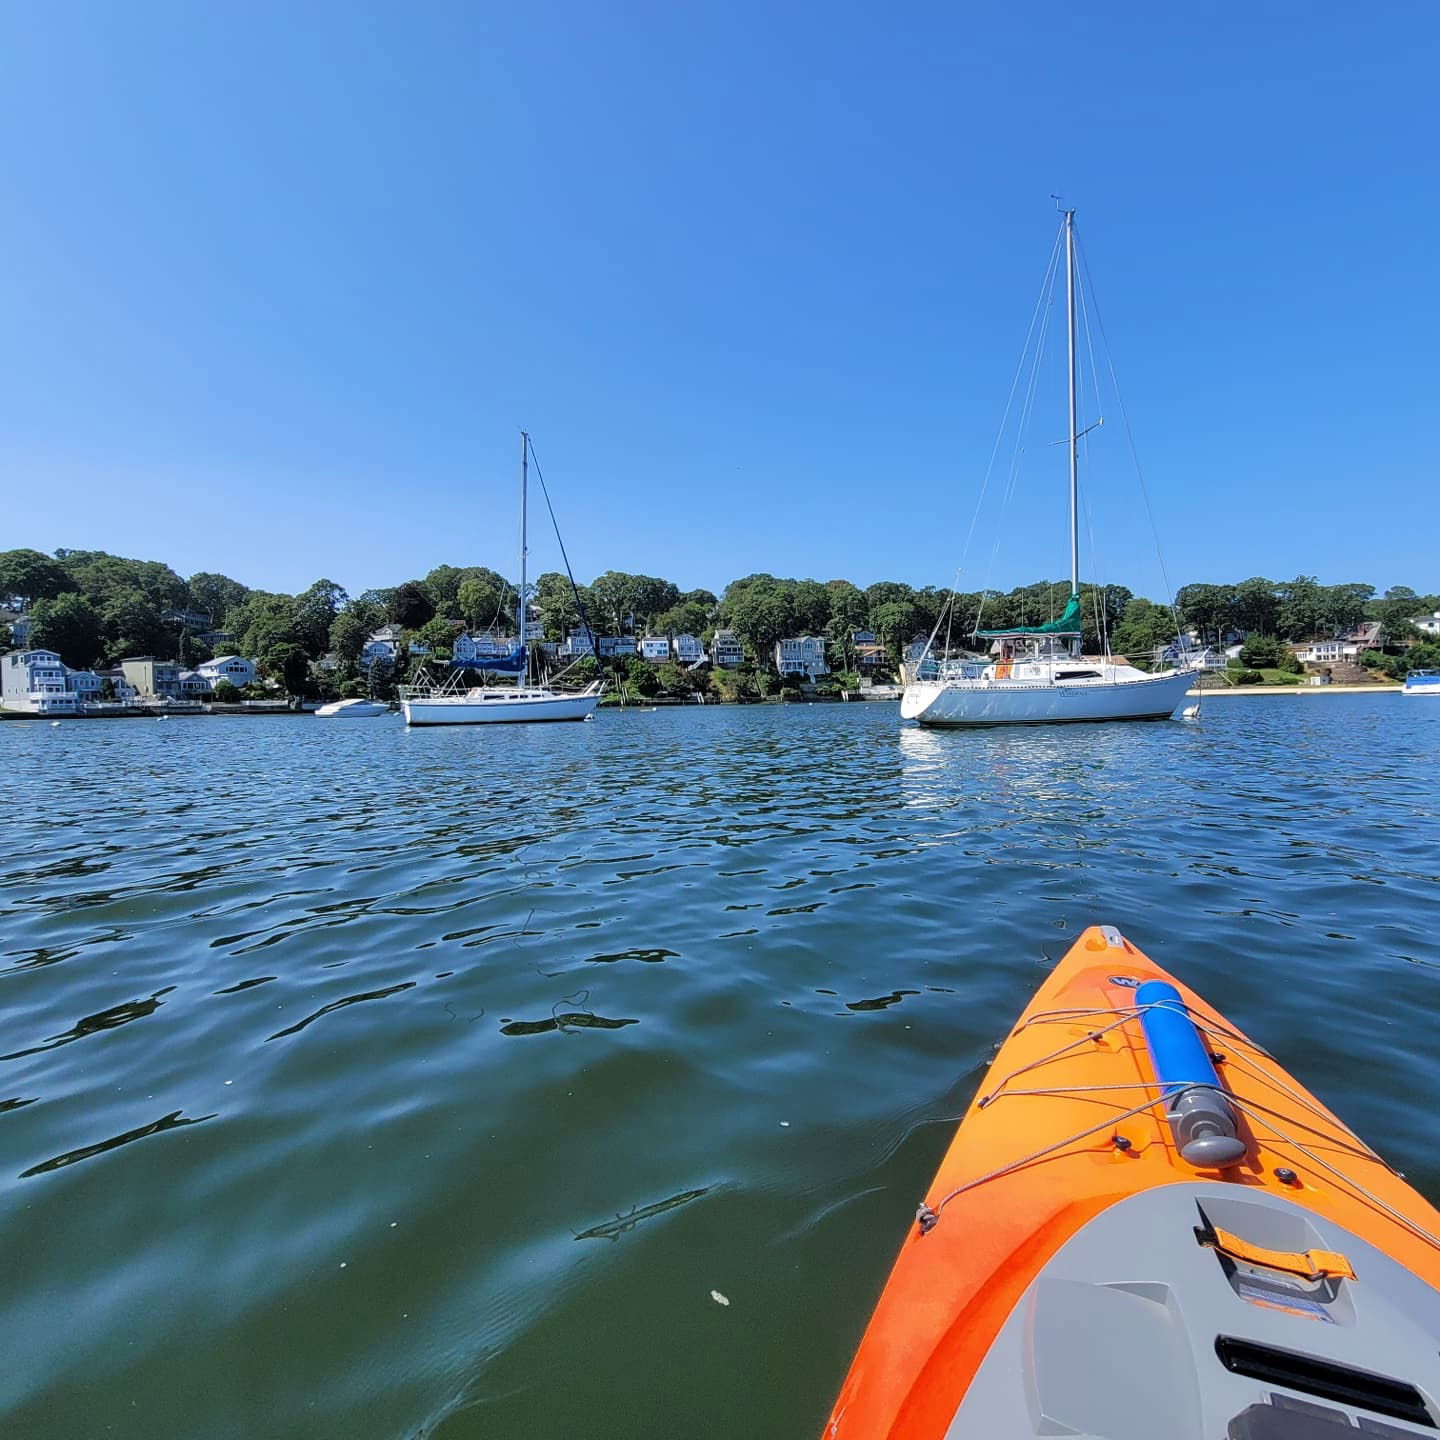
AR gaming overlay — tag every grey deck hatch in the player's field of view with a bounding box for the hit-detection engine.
[946,1184,1440,1438]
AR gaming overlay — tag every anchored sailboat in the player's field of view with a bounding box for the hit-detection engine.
[902,209,1196,728]
[400,433,602,727]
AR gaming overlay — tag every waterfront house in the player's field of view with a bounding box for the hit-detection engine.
[198,655,257,689]
[673,634,705,665]
[179,669,212,697]
[710,629,744,669]
[0,610,34,646]
[597,634,637,658]
[161,607,213,630]
[559,627,597,659]
[1293,638,1356,666]
[852,629,887,669]
[120,657,183,699]
[1,649,78,714]
[775,636,829,680]
[361,625,430,665]
[639,636,671,662]
[453,631,519,665]
[66,668,106,701]
[95,668,137,702]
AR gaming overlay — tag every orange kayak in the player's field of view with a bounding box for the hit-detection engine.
[824,925,1440,1437]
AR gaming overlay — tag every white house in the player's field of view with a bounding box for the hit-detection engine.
[673,634,705,664]
[198,655,257,689]
[711,629,744,669]
[1409,611,1440,637]
[1,649,78,714]
[361,625,429,665]
[1294,639,1357,665]
[775,636,829,679]
[639,636,671,662]
[453,631,519,665]
[559,627,596,659]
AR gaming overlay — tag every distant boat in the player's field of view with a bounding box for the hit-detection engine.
[901,209,1196,729]
[400,433,601,727]
[1403,668,1440,696]
[315,698,391,718]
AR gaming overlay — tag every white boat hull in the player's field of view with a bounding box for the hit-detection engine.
[315,699,391,718]
[402,688,600,726]
[901,668,1194,727]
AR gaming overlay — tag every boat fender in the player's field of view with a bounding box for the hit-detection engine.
[1136,980,1247,1167]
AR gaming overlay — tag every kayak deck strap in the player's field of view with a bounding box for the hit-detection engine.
[1200,1222,1357,1281]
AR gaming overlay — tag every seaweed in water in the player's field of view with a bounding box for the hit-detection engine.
[21,1109,215,1178]
[573,1187,710,1241]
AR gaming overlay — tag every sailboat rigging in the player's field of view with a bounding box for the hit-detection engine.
[901,209,1197,728]
[400,433,602,726]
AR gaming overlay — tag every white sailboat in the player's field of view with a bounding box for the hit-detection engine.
[902,209,1196,729]
[400,433,602,727]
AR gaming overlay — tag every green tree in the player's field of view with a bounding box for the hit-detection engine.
[329,599,384,676]
[725,576,794,670]
[213,679,241,702]
[1176,583,1236,646]
[187,572,250,626]
[415,615,462,660]
[29,593,103,668]
[60,552,187,611]
[388,581,434,630]
[1239,634,1284,669]
[655,661,690,694]
[826,580,867,632]
[653,600,711,636]
[534,571,583,640]
[0,549,75,607]
[1232,577,1279,637]
[457,570,512,631]
[1318,582,1372,637]
[102,588,170,661]
[619,653,659,697]
[871,600,917,657]
[790,579,831,636]
[628,575,680,629]
[1275,576,1323,641]
[264,641,311,696]
[293,579,349,657]
[1110,598,1176,663]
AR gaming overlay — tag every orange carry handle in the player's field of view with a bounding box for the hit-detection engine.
[1204,1225,1355,1281]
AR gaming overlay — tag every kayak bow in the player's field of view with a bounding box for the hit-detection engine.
[824,925,1440,1438]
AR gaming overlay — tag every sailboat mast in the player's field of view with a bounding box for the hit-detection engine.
[1065,209,1079,598]
[519,430,529,684]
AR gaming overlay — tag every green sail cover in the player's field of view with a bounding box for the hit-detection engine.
[975,592,1083,638]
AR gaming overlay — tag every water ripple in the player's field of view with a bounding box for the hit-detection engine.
[0,698,1436,1437]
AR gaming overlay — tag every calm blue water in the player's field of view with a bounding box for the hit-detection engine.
[2,696,1437,1438]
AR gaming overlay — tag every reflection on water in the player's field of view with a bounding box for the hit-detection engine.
[0,698,1437,1438]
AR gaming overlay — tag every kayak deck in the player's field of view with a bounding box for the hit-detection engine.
[825,925,1440,1438]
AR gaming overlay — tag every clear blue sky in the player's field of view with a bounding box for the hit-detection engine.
[2,2,1435,603]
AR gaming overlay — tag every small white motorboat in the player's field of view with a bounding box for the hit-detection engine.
[315,698,391,718]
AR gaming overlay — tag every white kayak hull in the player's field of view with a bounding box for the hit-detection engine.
[401,690,600,726]
[901,668,1193,727]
